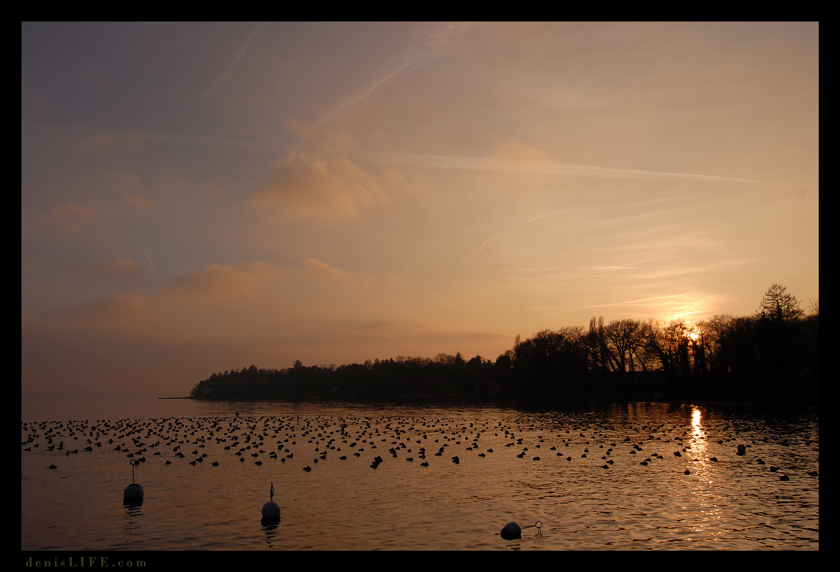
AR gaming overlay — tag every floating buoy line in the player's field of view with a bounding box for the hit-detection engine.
[123,459,144,505]
[501,520,542,540]
[261,482,281,524]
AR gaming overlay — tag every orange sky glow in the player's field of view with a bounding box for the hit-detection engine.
[22,22,818,397]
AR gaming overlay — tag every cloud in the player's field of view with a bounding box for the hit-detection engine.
[23,256,509,389]
[157,173,193,195]
[247,151,394,222]
[490,140,553,163]
[124,193,153,212]
[39,204,102,238]
[92,169,143,191]
[22,317,255,397]
[47,292,155,328]
[284,118,356,150]
[75,258,143,283]
[159,261,276,302]
[301,258,352,282]
[156,258,371,308]
[85,133,122,150]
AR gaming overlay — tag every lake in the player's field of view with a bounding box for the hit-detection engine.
[21,395,819,551]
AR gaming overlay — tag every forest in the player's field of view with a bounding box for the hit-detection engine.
[189,284,818,406]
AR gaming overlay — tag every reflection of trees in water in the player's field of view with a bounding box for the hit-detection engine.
[190,284,818,406]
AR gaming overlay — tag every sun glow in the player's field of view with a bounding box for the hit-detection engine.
[678,320,701,342]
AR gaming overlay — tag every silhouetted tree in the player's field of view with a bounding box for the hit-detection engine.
[512,328,589,400]
[603,319,645,380]
[189,284,817,405]
[758,284,804,322]
[587,316,611,377]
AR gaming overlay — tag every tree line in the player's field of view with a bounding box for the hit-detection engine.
[189,284,818,405]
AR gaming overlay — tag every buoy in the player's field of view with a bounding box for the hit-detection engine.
[261,482,281,524]
[500,520,542,540]
[123,459,144,505]
[501,521,521,540]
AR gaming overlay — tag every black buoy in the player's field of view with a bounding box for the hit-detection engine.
[501,521,521,540]
[261,482,281,524]
[501,520,541,540]
[123,459,144,505]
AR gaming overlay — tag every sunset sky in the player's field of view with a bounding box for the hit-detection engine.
[22,22,818,397]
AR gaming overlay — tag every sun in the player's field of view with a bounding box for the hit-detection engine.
[684,321,700,342]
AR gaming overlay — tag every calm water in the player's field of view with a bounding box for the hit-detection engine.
[21,396,819,550]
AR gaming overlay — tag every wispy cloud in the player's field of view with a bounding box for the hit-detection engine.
[39,204,102,238]
[533,293,694,319]
[246,152,394,223]
[75,258,143,283]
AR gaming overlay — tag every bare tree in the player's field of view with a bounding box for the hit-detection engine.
[603,319,645,378]
[758,284,804,322]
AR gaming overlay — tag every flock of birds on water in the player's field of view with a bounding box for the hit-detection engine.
[21,412,819,485]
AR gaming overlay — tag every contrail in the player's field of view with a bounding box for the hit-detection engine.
[464,229,518,258]
[199,22,268,108]
[24,122,794,187]
[314,22,477,128]
[352,150,783,185]
[314,48,426,128]
[91,197,157,280]
[528,211,563,223]
[227,176,267,203]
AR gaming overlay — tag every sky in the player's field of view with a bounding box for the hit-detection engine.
[22,22,818,397]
